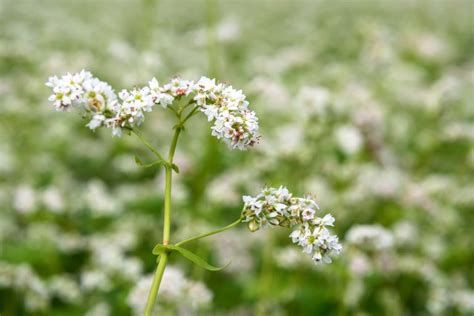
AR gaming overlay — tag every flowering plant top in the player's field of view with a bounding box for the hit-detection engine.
[46,70,341,315]
[47,70,259,150]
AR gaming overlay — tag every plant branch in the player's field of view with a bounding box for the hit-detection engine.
[132,128,167,165]
[180,106,199,126]
[175,217,243,247]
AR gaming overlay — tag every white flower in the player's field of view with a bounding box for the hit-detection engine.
[162,77,195,97]
[13,185,37,214]
[86,114,106,130]
[335,125,363,155]
[46,70,114,113]
[302,208,316,221]
[148,77,173,108]
[346,224,394,251]
[194,76,259,150]
[242,186,341,265]
[315,214,335,226]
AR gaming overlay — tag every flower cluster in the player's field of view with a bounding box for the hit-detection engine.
[46,71,259,149]
[193,77,259,150]
[46,70,117,113]
[242,186,342,264]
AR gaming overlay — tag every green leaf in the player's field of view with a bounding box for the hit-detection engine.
[171,163,180,173]
[134,155,144,166]
[152,244,228,271]
[134,155,167,169]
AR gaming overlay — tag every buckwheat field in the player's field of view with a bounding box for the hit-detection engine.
[0,1,473,315]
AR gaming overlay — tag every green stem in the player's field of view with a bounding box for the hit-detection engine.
[132,128,167,164]
[162,127,181,243]
[180,106,199,126]
[144,253,168,316]
[176,217,243,247]
[144,121,183,316]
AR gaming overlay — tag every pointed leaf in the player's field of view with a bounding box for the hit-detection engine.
[170,245,228,271]
[171,163,180,173]
[152,244,228,271]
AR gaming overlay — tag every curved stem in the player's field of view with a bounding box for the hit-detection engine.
[180,106,199,125]
[132,128,167,164]
[176,217,243,247]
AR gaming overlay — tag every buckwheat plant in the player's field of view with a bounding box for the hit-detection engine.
[46,70,341,315]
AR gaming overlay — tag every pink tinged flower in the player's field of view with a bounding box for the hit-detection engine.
[302,208,316,221]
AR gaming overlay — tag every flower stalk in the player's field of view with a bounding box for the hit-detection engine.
[175,217,243,247]
[144,113,183,316]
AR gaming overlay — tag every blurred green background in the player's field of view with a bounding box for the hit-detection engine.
[0,0,473,315]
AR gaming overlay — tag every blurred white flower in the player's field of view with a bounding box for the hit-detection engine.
[0,263,50,312]
[346,224,394,251]
[84,180,121,216]
[206,169,255,205]
[297,86,331,116]
[48,275,81,304]
[184,281,213,308]
[81,270,112,292]
[411,34,450,61]
[127,274,153,316]
[275,246,307,269]
[248,77,290,108]
[41,186,65,213]
[85,302,111,316]
[13,185,37,214]
[452,290,474,314]
[209,229,256,274]
[349,254,371,275]
[335,125,363,155]
[393,221,418,246]
[217,18,241,43]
